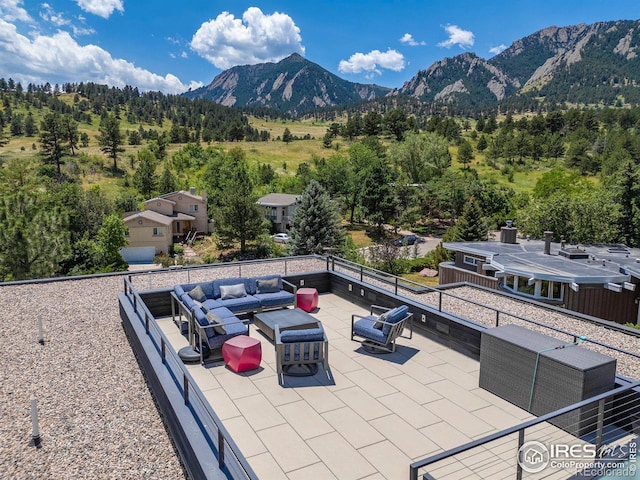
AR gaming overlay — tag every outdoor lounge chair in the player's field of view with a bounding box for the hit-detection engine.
[274,323,329,384]
[351,304,413,353]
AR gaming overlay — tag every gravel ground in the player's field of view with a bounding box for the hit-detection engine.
[3,256,637,479]
[0,258,326,480]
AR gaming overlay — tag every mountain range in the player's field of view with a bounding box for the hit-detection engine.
[184,19,640,116]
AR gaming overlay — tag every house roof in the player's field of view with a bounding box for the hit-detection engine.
[160,190,204,202]
[257,193,301,207]
[444,239,639,285]
[144,197,176,206]
[123,210,174,226]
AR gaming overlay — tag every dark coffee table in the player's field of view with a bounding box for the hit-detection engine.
[253,308,319,342]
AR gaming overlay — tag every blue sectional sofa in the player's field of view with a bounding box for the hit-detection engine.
[171,274,297,361]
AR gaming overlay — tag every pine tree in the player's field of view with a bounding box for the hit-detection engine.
[455,197,486,241]
[132,148,157,197]
[289,180,344,255]
[158,163,177,194]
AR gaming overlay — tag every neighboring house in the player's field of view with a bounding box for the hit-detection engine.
[121,188,208,262]
[257,193,301,233]
[441,227,640,325]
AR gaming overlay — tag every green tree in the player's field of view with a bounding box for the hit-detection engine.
[388,131,451,183]
[457,140,474,169]
[39,112,67,177]
[454,197,486,241]
[384,107,409,141]
[61,115,79,155]
[96,214,128,271]
[363,111,382,136]
[0,191,70,280]
[282,127,293,144]
[214,160,264,254]
[158,163,177,194]
[97,113,124,171]
[133,148,157,197]
[289,180,344,255]
[360,158,397,230]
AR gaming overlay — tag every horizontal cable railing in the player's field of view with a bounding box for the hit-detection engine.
[410,380,640,480]
[123,277,258,480]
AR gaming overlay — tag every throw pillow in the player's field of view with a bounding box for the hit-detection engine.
[256,277,280,294]
[206,312,226,335]
[373,312,388,330]
[220,283,247,300]
[188,285,207,303]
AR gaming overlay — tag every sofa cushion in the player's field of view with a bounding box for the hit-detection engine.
[353,315,388,343]
[280,327,324,343]
[382,305,409,336]
[206,312,227,335]
[201,299,222,311]
[188,285,207,303]
[218,296,261,313]
[373,312,388,330]
[253,291,295,309]
[255,275,282,294]
[220,283,247,300]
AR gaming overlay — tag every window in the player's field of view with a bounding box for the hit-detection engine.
[152,227,163,237]
[503,276,563,301]
[463,255,478,266]
[189,204,198,213]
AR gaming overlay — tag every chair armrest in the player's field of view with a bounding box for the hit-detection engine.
[281,279,297,294]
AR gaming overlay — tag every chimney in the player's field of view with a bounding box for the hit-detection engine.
[544,231,553,255]
[500,220,517,244]
[189,187,196,195]
[201,189,207,202]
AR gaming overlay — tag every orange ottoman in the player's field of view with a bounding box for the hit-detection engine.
[296,288,319,313]
[222,336,262,373]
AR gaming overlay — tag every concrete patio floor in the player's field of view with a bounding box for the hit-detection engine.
[156,293,571,480]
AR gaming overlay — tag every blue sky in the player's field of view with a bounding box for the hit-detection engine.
[1,1,639,95]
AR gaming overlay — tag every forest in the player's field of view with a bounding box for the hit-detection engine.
[2,79,640,281]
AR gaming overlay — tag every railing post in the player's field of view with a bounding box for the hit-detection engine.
[161,338,166,364]
[395,277,398,296]
[360,265,363,282]
[183,373,189,405]
[595,398,605,455]
[516,428,525,480]
[438,291,442,312]
[496,310,500,327]
[145,311,149,334]
[326,256,330,271]
[218,430,225,469]
[331,257,335,270]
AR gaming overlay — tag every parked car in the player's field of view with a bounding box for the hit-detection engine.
[394,234,419,246]
[271,233,290,244]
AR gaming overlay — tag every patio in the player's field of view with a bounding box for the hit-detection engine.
[157,293,537,479]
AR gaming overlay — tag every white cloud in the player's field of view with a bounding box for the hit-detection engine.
[40,3,94,36]
[338,49,405,75]
[400,33,425,47]
[0,0,32,22]
[0,19,201,94]
[190,7,304,69]
[437,24,475,49]
[75,0,123,19]
[489,44,508,55]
